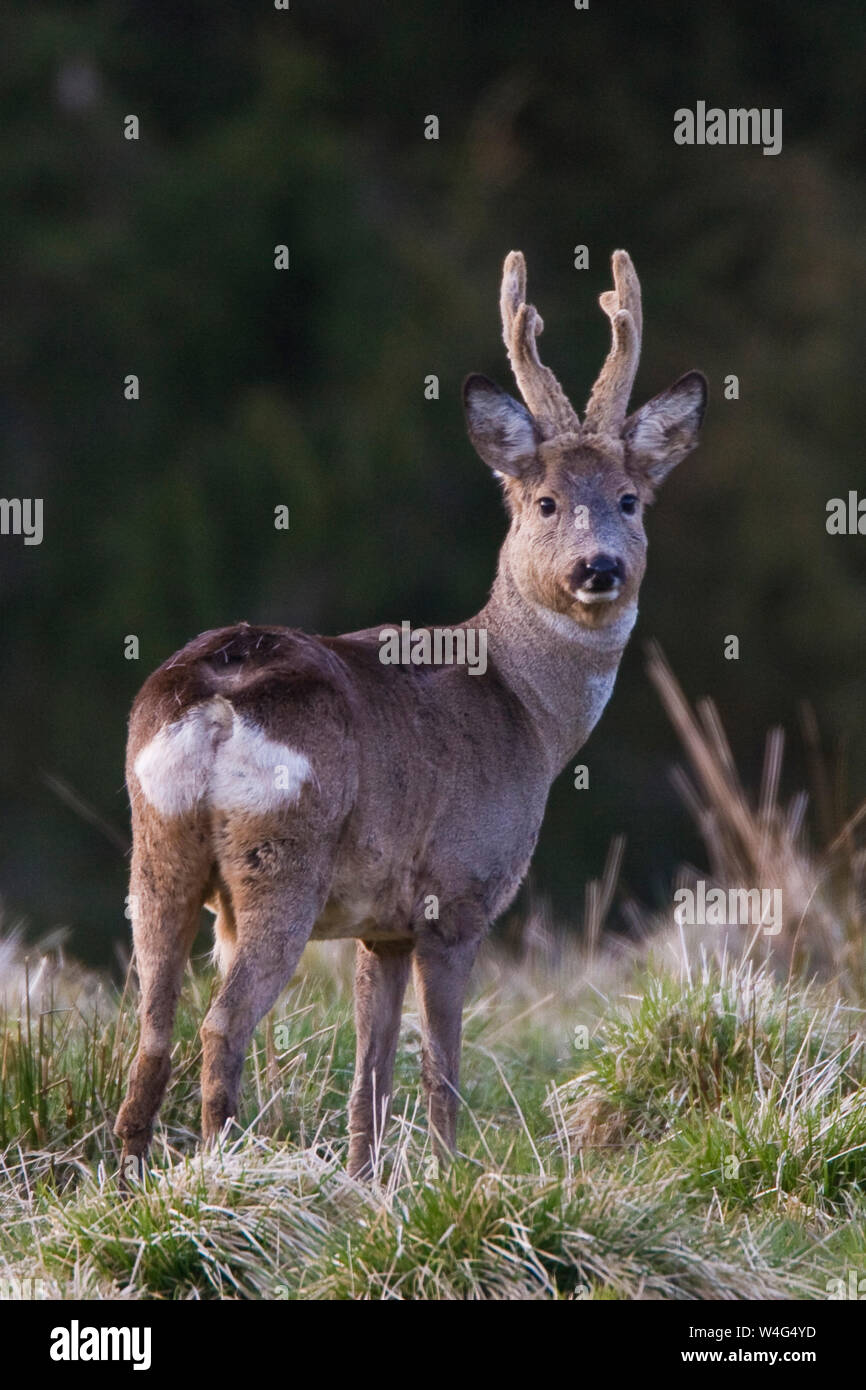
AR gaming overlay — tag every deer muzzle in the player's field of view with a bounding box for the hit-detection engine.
[571,553,624,604]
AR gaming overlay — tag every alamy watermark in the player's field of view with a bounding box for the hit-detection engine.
[826,491,866,534]
[674,103,782,156]
[826,1270,866,1299]
[378,621,487,676]
[0,1276,47,1299]
[674,880,783,936]
[0,497,42,545]
[49,1321,151,1370]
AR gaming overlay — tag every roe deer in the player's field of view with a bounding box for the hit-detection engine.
[116,250,706,1178]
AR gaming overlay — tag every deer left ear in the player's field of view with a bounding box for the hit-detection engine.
[623,371,707,486]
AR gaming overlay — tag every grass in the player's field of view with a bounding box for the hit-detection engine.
[0,930,864,1301]
[1,656,864,1299]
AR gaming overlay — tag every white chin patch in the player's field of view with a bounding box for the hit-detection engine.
[576,588,620,606]
[134,698,312,818]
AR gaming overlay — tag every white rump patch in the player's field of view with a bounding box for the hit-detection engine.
[134,697,312,818]
[134,701,228,817]
[210,716,311,814]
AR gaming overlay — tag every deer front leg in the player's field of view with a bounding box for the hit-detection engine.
[412,922,483,1161]
[347,939,413,1179]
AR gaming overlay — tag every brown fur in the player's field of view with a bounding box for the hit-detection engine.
[115,251,707,1178]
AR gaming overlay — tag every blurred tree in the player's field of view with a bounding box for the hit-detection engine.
[0,0,864,962]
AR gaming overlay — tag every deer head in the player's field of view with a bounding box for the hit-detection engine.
[464,250,707,630]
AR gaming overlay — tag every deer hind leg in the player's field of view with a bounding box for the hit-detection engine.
[199,831,333,1144]
[115,817,211,1173]
[199,907,310,1143]
[412,922,484,1161]
[347,939,413,1179]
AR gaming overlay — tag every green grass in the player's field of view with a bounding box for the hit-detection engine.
[1,930,865,1301]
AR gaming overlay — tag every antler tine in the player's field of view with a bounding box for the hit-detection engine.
[583,250,643,436]
[499,251,580,438]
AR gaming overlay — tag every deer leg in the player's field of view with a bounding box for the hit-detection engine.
[347,940,413,1179]
[412,923,483,1161]
[199,894,319,1143]
[115,835,208,1175]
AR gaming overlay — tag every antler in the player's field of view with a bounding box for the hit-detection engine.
[500,251,580,438]
[583,250,642,436]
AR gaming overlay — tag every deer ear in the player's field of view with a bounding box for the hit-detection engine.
[463,374,540,478]
[623,371,707,486]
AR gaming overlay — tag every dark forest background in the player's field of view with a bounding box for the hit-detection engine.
[1,1,864,966]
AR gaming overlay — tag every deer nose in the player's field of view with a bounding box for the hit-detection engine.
[573,554,624,592]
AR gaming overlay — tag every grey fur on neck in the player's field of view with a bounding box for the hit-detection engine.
[479,556,637,774]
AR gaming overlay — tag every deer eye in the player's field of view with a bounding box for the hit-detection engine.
[538,497,557,517]
[620,493,639,516]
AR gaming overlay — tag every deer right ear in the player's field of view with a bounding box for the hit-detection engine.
[463,374,540,478]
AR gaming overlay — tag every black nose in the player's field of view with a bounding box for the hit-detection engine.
[573,553,624,591]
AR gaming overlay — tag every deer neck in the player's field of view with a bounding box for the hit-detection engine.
[477,552,637,775]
